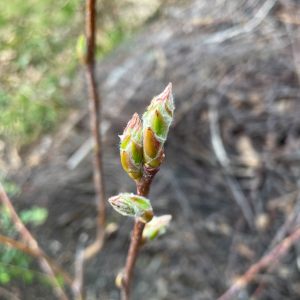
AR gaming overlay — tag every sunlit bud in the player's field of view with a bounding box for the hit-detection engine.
[143,83,174,168]
[108,193,153,223]
[76,34,87,64]
[120,113,143,180]
[142,214,172,242]
[115,270,124,288]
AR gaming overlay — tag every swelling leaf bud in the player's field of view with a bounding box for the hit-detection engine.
[143,83,175,168]
[142,215,172,242]
[115,270,124,288]
[120,113,143,180]
[76,34,87,64]
[108,193,153,223]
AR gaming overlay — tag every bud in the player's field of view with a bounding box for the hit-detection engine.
[142,83,175,168]
[142,214,172,242]
[76,34,87,64]
[115,270,124,288]
[108,193,153,223]
[120,113,143,180]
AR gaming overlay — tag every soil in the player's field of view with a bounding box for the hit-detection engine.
[7,0,300,299]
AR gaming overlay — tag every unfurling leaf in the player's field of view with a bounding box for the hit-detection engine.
[120,113,143,180]
[142,83,175,168]
[142,214,172,242]
[108,193,153,223]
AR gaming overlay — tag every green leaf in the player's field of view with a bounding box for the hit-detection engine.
[20,207,48,226]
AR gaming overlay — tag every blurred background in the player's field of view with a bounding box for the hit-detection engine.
[1,0,300,299]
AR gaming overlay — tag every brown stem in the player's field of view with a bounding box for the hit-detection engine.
[73,2,105,298]
[0,183,69,300]
[218,226,300,300]
[121,167,159,300]
[121,220,145,300]
[83,0,106,259]
[0,234,73,286]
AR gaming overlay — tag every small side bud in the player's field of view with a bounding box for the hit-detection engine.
[143,83,175,168]
[115,270,124,288]
[108,193,153,223]
[76,34,87,64]
[142,214,172,242]
[120,113,143,180]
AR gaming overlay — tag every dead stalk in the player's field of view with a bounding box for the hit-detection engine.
[218,226,300,300]
[0,183,69,300]
[121,167,159,300]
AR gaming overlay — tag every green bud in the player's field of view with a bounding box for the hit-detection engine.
[108,193,153,223]
[142,215,172,242]
[76,34,87,64]
[120,113,143,180]
[143,83,174,168]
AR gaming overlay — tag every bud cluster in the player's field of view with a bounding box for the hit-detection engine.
[142,83,174,168]
[119,83,174,179]
[109,84,174,228]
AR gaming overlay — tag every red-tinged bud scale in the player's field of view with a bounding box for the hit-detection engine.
[120,113,143,180]
[143,83,175,168]
[108,193,153,223]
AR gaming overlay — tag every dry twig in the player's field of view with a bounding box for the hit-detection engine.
[218,226,300,300]
[0,183,69,300]
[0,234,73,286]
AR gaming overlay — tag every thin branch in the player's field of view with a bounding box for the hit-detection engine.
[0,183,69,300]
[121,167,159,300]
[73,1,106,297]
[72,246,85,300]
[121,220,145,300]
[83,0,106,258]
[217,226,300,300]
[0,234,73,286]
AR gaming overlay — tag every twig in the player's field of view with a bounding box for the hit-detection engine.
[72,246,85,300]
[208,99,254,228]
[0,234,73,286]
[121,167,159,300]
[83,0,106,260]
[73,1,106,297]
[0,183,69,300]
[267,197,300,251]
[217,226,300,300]
[247,196,300,297]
